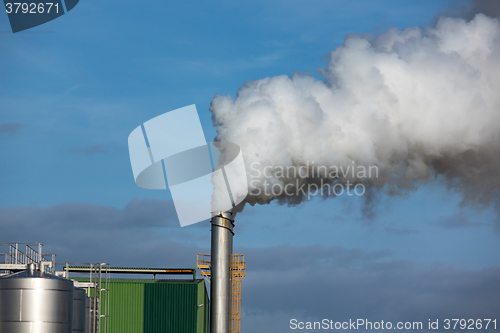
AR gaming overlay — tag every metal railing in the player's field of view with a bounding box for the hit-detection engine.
[0,243,56,274]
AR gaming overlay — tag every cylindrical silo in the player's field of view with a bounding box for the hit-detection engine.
[0,264,74,333]
[73,287,86,333]
[210,211,234,333]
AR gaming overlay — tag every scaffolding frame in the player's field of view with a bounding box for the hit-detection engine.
[197,253,246,333]
[231,254,246,333]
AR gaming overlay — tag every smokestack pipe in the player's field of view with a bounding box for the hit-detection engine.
[210,211,234,333]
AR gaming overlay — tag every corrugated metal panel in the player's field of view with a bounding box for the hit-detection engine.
[143,282,197,333]
[196,280,209,333]
[106,281,144,333]
[73,278,208,333]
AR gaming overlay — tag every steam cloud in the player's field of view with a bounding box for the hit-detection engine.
[210,14,500,214]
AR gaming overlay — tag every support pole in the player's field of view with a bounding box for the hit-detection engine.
[210,212,234,333]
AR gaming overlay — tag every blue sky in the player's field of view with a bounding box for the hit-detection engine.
[0,0,467,207]
[1,1,499,332]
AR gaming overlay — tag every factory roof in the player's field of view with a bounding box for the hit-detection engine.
[64,266,196,279]
[73,277,205,284]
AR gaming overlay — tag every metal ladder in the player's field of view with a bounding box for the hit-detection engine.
[65,263,110,333]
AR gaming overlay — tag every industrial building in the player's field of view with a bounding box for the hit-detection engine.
[72,277,209,333]
[0,243,210,333]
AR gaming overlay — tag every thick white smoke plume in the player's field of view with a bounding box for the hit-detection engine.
[210,14,500,212]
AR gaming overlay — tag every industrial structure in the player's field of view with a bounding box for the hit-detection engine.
[0,243,93,333]
[71,277,208,333]
[209,212,234,333]
[197,253,246,333]
[0,242,56,274]
[60,262,110,332]
[198,212,246,333]
[67,266,208,333]
[1,212,246,333]
[0,243,209,333]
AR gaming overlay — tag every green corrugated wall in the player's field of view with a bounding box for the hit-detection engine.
[75,278,208,333]
[107,281,145,333]
[196,280,209,333]
[144,283,196,333]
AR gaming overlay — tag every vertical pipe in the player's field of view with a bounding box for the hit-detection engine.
[98,264,102,333]
[27,262,36,276]
[38,243,42,263]
[105,265,109,333]
[90,263,95,333]
[210,212,234,333]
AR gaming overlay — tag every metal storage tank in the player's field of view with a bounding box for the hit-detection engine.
[0,264,74,333]
[73,287,87,333]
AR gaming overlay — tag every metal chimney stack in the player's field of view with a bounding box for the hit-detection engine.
[210,211,234,333]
